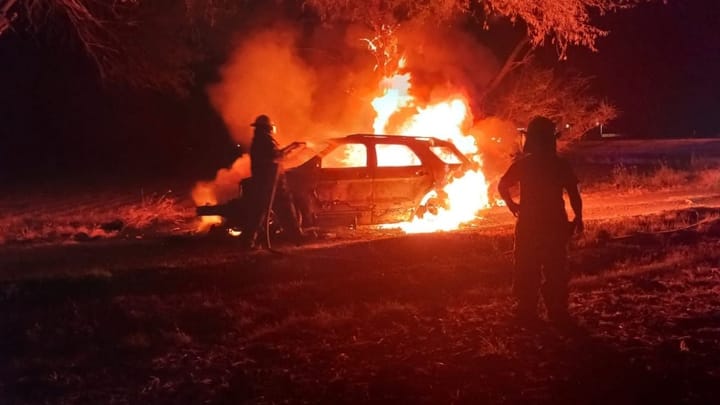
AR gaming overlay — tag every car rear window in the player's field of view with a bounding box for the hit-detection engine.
[429,146,463,164]
[321,143,367,168]
[376,144,422,167]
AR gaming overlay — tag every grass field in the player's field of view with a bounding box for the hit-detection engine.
[2,207,720,403]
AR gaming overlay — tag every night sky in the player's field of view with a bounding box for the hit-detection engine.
[570,0,720,137]
[0,0,718,183]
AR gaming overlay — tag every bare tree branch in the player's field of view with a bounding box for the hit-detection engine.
[480,36,531,101]
[305,0,652,58]
[0,0,19,35]
[488,63,619,145]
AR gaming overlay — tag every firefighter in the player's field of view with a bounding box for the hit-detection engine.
[497,116,583,325]
[240,114,303,248]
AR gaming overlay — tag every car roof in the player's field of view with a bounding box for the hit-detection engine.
[337,133,456,146]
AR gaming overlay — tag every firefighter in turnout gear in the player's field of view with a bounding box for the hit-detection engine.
[239,115,303,248]
[497,116,584,324]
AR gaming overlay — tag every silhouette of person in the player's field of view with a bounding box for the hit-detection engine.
[498,116,583,323]
[240,115,302,248]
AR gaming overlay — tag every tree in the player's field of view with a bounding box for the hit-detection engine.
[487,63,618,145]
[305,0,648,57]
[306,0,653,104]
[0,0,234,93]
[1,0,653,94]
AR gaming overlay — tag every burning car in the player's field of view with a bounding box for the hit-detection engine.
[197,134,474,232]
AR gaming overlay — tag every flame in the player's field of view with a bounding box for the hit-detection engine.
[369,68,490,233]
[371,72,413,134]
[382,170,489,233]
[192,182,223,231]
[192,155,251,232]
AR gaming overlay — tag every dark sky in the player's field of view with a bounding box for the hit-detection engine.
[1,0,718,182]
[568,0,720,137]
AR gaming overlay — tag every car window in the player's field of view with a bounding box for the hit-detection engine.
[376,144,422,167]
[321,143,367,168]
[429,146,463,164]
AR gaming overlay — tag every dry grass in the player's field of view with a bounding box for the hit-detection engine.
[116,191,190,233]
[578,208,720,245]
[0,189,194,244]
[585,161,720,194]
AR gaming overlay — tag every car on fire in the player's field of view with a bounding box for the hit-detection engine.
[197,134,474,230]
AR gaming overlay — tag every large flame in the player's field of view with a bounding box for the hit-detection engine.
[368,67,490,233]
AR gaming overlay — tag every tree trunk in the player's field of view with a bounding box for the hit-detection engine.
[480,36,532,102]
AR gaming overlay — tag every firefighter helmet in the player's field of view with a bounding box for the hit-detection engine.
[250,114,274,128]
[523,116,557,154]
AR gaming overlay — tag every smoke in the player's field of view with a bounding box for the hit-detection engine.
[471,117,522,180]
[208,29,316,148]
[392,23,520,177]
[207,24,382,149]
[194,23,378,208]
[192,155,250,206]
[398,22,500,111]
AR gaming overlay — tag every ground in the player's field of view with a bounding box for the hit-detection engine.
[2,142,720,404]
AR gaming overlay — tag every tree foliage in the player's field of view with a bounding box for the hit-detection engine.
[306,0,647,58]
[1,0,652,95]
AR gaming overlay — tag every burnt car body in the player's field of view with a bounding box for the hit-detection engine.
[197,134,473,230]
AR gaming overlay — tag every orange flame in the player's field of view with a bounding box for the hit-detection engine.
[369,67,490,233]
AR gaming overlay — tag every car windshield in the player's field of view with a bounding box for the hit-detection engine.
[280,141,329,169]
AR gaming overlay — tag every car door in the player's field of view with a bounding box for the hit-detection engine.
[372,142,434,224]
[313,142,374,226]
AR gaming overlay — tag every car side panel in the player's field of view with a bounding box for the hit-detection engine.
[312,166,374,226]
[372,166,434,224]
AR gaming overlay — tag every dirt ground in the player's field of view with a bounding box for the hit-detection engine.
[2,201,720,404]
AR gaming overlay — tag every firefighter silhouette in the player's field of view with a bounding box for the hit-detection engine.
[240,115,303,248]
[498,116,583,323]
